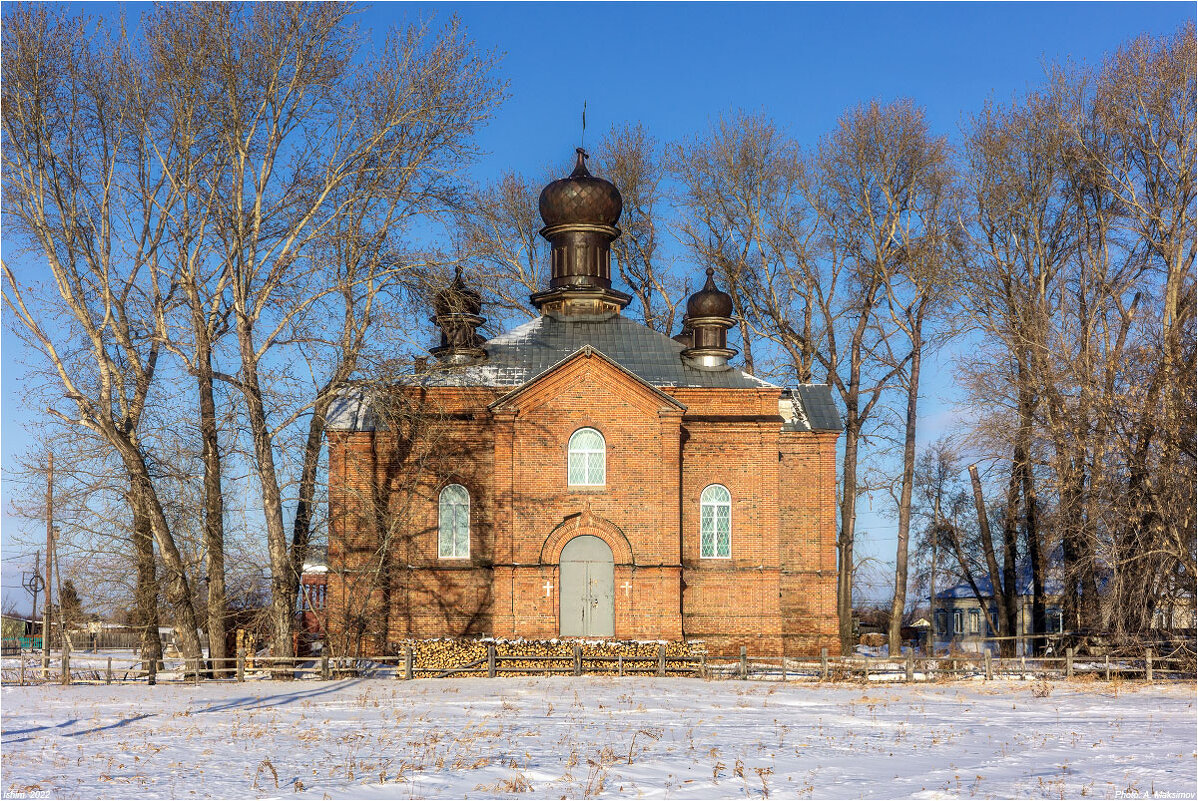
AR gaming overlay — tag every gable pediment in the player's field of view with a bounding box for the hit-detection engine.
[488,345,686,417]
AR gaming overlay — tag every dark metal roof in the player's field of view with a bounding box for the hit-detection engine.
[781,385,842,432]
[420,315,773,390]
[327,314,843,433]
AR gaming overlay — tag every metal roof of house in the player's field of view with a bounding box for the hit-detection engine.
[327,314,841,432]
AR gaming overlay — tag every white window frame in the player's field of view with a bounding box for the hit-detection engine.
[969,608,980,635]
[438,484,470,559]
[699,484,732,559]
[567,428,606,486]
[953,609,963,636]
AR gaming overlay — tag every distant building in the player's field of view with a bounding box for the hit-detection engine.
[933,572,1065,655]
[1,614,33,641]
[297,549,329,643]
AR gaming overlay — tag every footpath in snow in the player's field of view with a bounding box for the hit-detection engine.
[2,677,1195,799]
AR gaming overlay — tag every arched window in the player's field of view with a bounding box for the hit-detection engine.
[700,484,732,558]
[567,428,606,486]
[438,484,470,559]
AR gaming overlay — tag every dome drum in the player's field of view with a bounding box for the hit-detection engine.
[548,227,617,290]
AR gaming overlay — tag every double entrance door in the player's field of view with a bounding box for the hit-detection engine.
[559,535,614,637]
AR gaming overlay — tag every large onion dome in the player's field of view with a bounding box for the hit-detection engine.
[538,148,622,228]
[686,268,735,319]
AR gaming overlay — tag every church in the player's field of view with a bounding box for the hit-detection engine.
[325,149,841,657]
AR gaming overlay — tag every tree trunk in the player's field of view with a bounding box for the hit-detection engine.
[119,449,204,667]
[1000,461,1021,658]
[194,332,228,677]
[131,487,163,671]
[968,463,1013,656]
[838,413,860,654]
[235,315,296,670]
[887,334,922,656]
[1016,390,1044,655]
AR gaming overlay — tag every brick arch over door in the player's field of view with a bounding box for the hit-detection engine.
[539,510,635,566]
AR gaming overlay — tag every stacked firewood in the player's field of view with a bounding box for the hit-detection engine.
[389,638,703,677]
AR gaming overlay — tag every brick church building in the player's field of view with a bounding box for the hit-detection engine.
[326,149,841,657]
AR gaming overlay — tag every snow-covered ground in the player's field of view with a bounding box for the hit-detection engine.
[2,677,1194,799]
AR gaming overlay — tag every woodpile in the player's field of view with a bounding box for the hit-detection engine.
[388,638,704,677]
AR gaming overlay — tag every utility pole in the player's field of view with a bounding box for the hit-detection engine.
[22,550,43,624]
[42,454,53,677]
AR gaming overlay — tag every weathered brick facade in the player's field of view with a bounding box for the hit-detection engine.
[326,348,840,657]
[325,148,840,658]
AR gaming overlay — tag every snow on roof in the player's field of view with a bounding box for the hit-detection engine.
[328,314,841,432]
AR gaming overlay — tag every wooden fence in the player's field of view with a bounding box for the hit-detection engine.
[1,642,1192,687]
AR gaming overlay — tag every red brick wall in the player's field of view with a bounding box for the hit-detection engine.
[779,431,841,656]
[327,350,840,658]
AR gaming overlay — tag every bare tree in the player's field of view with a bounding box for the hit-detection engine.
[454,172,546,323]
[807,101,929,653]
[181,3,504,665]
[595,123,685,333]
[2,5,206,665]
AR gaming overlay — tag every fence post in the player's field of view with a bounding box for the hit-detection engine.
[147,653,157,686]
[906,652,914,682]
[984,651,992,681]
[1020,656,1026,680]
[1145,648,1153,682]
[618,655,624,677]
[740,646,748,680]
[487,645,496,679]
[61,650,70,686]
[1066,647,1074,678]
[862,655,869,683]
[573,643,582,676]
[699,652,706,680]
[191,658,200,685]
[320,655,330,681]
[1104,653,1111,682]
[657,644,666,677]
[20,654,26,686]
[820,647,828,680]
[404,647,414,681]
[236,649,244,682]
[106,656,112,685]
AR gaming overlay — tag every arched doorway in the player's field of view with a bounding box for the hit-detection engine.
[559,535,615,637]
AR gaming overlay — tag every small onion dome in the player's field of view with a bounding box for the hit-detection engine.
[432,266,483,318]
[538,148,622,228]
[687,268,734,319]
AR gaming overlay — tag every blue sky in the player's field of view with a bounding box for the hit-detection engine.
[2,1,1191,612]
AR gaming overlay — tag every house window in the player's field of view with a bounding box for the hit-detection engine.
[935,610,948,635]
[567,428,606,486]
[953,609,963,636]
[1046,606,1061,634]
[969,609,980,635]
[438,484,470,558]
[700,484,732,558]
